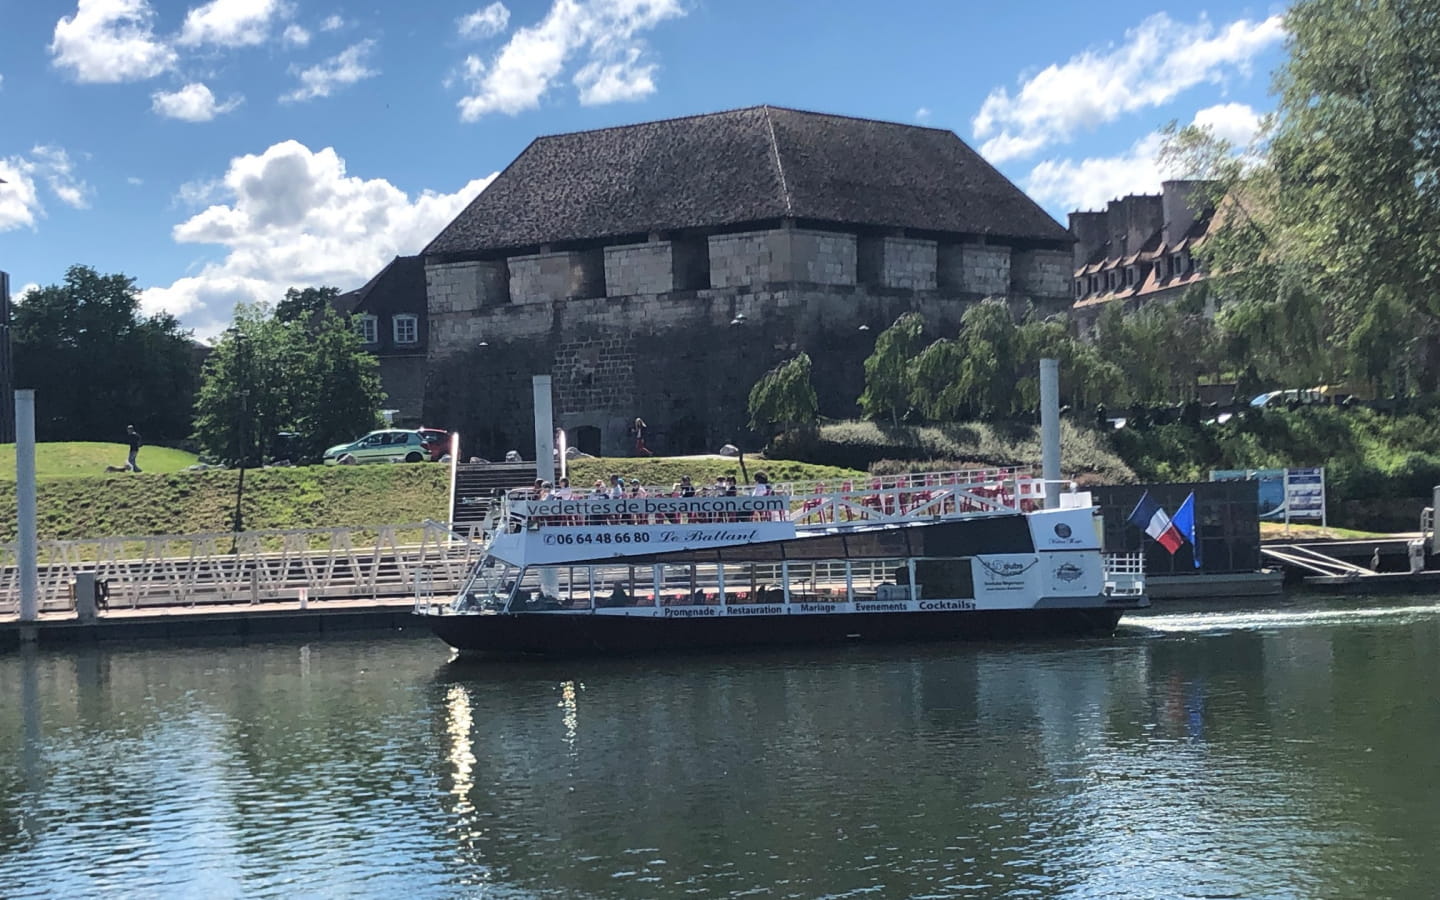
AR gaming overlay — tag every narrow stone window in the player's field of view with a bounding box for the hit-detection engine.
[355,314,378,345]
[393,314,418,345]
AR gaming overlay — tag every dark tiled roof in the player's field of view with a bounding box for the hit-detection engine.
[425,106,1069,256]
[338,255,426,315]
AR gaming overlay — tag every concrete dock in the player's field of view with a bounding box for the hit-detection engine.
[0,596,421,651]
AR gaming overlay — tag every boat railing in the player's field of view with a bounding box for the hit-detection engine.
[1103,552,1146,597]
[495,467,1056,533]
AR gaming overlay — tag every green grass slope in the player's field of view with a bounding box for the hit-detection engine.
[0,442,200,479]
[0,457,865,542]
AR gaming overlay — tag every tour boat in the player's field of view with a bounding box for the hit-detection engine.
[415,468,1149,655]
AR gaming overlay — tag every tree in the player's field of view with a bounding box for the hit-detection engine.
[193,299,382,464]
[1163,0,1440,391]
[11,264,199,442]
[275,286,341,325]
[748,353,818,435]
[858,312,925,425]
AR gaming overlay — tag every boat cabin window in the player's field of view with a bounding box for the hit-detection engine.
[850,558,910,602]
[914,559,975,599]
[454,560,519,612]
[658,563,723,606]
[787,560,847,603]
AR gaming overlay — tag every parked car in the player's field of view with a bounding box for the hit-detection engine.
[1249,388,1323,409]
[417,427,450,461]
[322,429,431,465]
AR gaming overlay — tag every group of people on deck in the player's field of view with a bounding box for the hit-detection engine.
[514,470,778,525]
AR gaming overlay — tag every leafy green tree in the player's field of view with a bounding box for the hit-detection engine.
[11,264,198,442]
[1164,0,1440,391]
[748,352,818,434]
[907,338,970,420]
[858,312,925,425]
[275,286,341,325]
[194,299,382,464]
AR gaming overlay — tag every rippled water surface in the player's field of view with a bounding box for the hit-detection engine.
[3,596,1439,898]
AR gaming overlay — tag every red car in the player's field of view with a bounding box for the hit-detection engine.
[418,427,451,461]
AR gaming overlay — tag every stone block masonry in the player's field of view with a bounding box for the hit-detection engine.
[708,229,857,288]
[509,249,606,304]
[858,236,937,290]
[1012,249,1072,304]
[937,243,1010,295]
[604,242,678,296]
[426,260,508,315]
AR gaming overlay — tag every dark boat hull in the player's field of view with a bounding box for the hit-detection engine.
[425,606,1132,656]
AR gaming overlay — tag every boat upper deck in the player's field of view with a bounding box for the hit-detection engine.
[497,466,1069,534]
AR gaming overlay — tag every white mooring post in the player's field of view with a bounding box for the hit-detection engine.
[1039,359,1061,509]
[16,389,39,627]
[533,375,556,487]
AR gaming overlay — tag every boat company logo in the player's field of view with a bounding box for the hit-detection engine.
[1054,523,1072,539]
[1054,562,1084,583]
[978,558,1037,578]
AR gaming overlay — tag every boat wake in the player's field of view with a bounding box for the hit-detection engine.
[1122,600,1440,634]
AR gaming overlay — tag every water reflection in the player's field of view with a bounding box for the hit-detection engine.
[0,601,1436,897]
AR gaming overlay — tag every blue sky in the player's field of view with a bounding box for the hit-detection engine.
[0,0,1288,338]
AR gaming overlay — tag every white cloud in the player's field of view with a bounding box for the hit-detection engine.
[0,159,43,231]
[50,0,177,84]
[1025,133,1169,213]
[282,40,378,102]
[142,140,496,337]
[282,23,310,47]
[0,146,91,229]
[152,82,243,121]
[457,0,685,121]
[319,14,344,31]
[915,107,931,122]
[459,3,510,38]
[11,283,40,304]
[178,0,290,48]
[1191,101,1264,148]
[127,176,144,185]
[1023,103,1265,212]
[574,47,656,105]
[973,13,1284,162]
[30,146,91,209]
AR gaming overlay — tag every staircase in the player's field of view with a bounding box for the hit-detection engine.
[451,463,537,526]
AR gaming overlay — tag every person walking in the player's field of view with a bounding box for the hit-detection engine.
[632,417,652,457]
[124,425,143,473]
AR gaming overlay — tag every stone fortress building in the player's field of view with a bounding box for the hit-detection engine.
[357,106,1077,457]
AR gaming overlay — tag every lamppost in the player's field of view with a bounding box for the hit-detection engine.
[231,331,250,544]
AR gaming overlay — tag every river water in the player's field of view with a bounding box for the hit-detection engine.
[1,597,1438,899]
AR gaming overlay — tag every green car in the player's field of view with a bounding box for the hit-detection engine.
[322,429,431,465]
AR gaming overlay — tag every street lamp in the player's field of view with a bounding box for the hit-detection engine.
[230,330,250,545]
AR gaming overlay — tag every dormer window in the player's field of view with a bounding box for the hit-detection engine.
[1107,270,1119,291]
[1074,279,1086,299]
[393,314,418,345]
[1172,252,1188,276]
[1125,265,1139,287]
[355,314,378,345]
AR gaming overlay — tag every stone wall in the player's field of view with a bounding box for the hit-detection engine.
[509,249,606,304]
[858,236,937,290]
[937,243,1010,295]
[604,242,677,296]
[708,228,857,288]
[425,285,984,459]
[427,260,509,357]
[1012,249,1072,303]
[376,355,426,424]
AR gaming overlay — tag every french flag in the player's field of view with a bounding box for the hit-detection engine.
[1127,491,1184,554]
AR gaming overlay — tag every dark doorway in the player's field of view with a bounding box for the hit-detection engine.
[573,425,602,457]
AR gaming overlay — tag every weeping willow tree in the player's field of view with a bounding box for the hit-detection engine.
[858,312,925,425]
[748,352,818,435]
